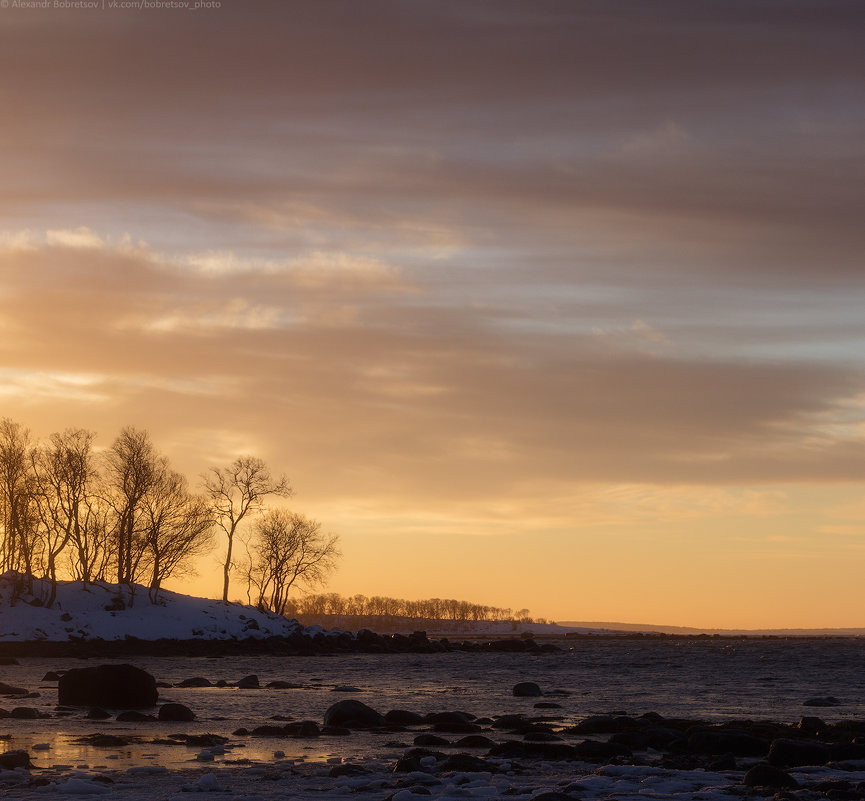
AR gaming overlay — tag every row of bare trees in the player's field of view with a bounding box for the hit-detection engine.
[284,592,546,625]
[0,418,338,609]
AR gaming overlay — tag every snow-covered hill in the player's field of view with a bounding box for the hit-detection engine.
[0,573,307,642]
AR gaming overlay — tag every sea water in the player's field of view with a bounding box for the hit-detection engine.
[2,637,863,769]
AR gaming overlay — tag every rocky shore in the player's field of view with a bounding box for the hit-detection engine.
[3,665,865,799]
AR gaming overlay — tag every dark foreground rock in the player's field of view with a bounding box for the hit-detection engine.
[158,703,196,722]
[744,763,799,789]
[58,664,158,708]
[0,750,32,770]
[513,682,543,697]
[323,699,386,728]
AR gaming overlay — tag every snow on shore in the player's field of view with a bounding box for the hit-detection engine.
[0,573,305,642]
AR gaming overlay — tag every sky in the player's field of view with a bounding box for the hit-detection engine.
[1,0,863,628]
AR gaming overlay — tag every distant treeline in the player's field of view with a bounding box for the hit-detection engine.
[284,592,549,625]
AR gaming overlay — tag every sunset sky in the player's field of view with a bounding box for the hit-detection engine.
[1,1,863,628]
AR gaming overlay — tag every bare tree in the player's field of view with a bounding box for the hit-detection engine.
[30,428,99,606]
[245,509,339,615]
[142,468,214,602]
[0,419,39,592]
[203,456,290,602]
[104,427,164,587]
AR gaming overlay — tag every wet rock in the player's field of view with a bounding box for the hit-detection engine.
[236,675,260,689]
[158,703,195,722]
[432,721,482,734]
[797,716,825,734]
[321,725,352,736]
[266,681,302,689]
[829,742,865,761]
[10,707,40,719]
[455,735,496,748]
[0,750,32,770]
[512,682,543,697]
[687,729,770,757]
[76,733,132,747]
[0,682,27,695]
[86,707,111,719]
[574,739,633,762]
[534,702,562,709]
[324,699,386,728]
[41,672,62,682]
[332,685,362,692]
[491,714,527,730]
[58,664,158,708]
[177,677,211,688]
[185,734,227,747]
[295,721,321,738]
[768,738,830,767]
[743,763,799,788]
[329,763,368,777]
[707,752,737,771]
[385,709,426,726]
[414,734,449,746]
[393,755,422,773]
[116,711,156,722]
[440,753,497,773]
[488,741,577,760]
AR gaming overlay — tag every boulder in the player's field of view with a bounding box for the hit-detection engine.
[768,738,830,767]
[803,696,841,707]
[0,682,27,695]
[177,677,211,688]
[236,675,260,689]
[0,750,32,770]
[385,709,425,726]
[115,710,155,722]
[513,682,543,697]
[58,664,158,708]
[743,763,799,789]
[158,703,195,722]
[323,699,385,728]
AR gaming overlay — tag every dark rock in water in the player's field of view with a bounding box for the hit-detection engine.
[744,763,799,788]
[59,664,158,708]
[567,715,622,734]
[251,725,288,737]
[393,755,421,773]
[42,672,62,682]
[10,707,40,719]
[534,702,562,709]
[0,682,28,695]
[185,734,227,747]
[488,741,577,761]
[385,709,425,726]
[0,750,32,770]
[707,753,737,771]
[414,734,449,746]
[177,677,211,688]
[491,714,527,730]
[456,735,496,749]
[116,710,155,722]
[524,732,563,742]
[797,716,825,734]
[531,794,577,801]
[215,680,228,688]
[440,753,497,773]
[323,699,386,728]
[426,711,473,725]
[803,696,842,707]
[574,739,633,762]
[768,738,830,767]
[76,733,131,747]
[232,728,249,736]
[158,703,195,722]
[236,675,260,689]
[329,763,368,777]
[296,721,321,738]
[266,681,302,689]
[513,682,543,697]
[331,685,362,692]
[687,729,770,757]
[321,725,352,736]
[432,721,481,734]
[86,707,111,720]
[830,742,865,761]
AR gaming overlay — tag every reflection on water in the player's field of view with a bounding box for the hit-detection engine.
[1,638,863,767]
